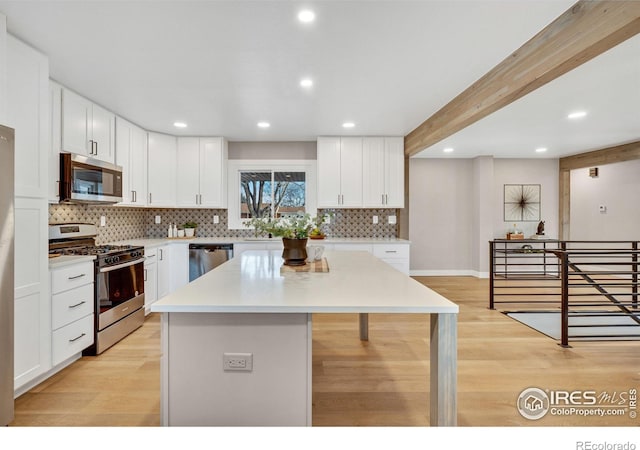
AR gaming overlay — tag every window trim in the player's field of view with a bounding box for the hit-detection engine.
[227,159,317,230]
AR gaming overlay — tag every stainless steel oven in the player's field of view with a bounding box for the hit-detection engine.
[49,223,145,355]
[93,254,145,354]
[60,153,123,204]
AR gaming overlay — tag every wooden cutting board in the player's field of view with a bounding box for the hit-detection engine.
[280,257,329,273]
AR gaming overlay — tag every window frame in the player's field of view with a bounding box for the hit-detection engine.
[227,159,317,230]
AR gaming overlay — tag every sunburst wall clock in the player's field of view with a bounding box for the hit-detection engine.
[504,184,541,222]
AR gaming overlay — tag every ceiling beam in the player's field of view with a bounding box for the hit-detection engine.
[559,140,640,171]
[404,1,640,157]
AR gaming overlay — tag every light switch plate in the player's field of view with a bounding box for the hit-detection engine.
[373,215,378,224]
[100,216,106,227]
[388,215,397,224]
[213,215,219,224]
[155,215,161,224]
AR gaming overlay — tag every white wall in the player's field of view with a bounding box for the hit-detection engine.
[409,158,474,274]
[410,157,559,276]
[570,160,640,241]
[229,141,316,160]
[493,159,559,239]
[0,13,7,123]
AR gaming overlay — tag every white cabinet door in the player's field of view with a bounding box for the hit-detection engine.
[61,88,115,163]
[116,117,147,205]
[90,103,115,163]
[317,137,362,208]
[14,197,50,391]
[157,245,171,299]
[147,132,177,207]
[176,137,227,208]
[384,137,404,208]
[362,137,404,208]
[61,88,90,155]
[317,137,342,208]
[176,137,200,207]
[170,244,189,293]
[144,255,157,315]
[130,124,148,205]
[6,36,49,199]
[199,137,227,208]
[362,137,385,207]
[48,81,62,203]
[339,137,363,207]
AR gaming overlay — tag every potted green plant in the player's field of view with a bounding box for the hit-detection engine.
[309,213,332,240]
[183,221,198,238]
[244,213,317,266]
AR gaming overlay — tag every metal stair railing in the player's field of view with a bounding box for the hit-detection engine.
[490,240,640,345]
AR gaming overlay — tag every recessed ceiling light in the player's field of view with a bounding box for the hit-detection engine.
[443,147,454,153]
[257,122,270,128]
[342,122,355,129]
[535,147,547,153]
[173,122,187,128]
[567,111,587,120]
[300,78,313,88]
[298,10,315,23]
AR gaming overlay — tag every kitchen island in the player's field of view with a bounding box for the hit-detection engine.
[151,250,459,426]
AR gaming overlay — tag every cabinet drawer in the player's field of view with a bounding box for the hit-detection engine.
[373,244,409,260]
[52,283,95,331]
[332,244,373,253]
[52,314,94,366]
[51,262,94,294]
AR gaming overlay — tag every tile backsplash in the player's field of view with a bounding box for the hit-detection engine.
[49,204,399,243]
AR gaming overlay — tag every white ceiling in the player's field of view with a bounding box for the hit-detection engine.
[2,0,634,158]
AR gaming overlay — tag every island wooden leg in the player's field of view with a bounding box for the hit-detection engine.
[359,313,368,341]
[430,313,457,426]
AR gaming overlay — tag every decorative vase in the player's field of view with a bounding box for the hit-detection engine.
[281,238,308,266]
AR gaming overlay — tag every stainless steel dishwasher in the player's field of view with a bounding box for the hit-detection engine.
[188,244,234,282]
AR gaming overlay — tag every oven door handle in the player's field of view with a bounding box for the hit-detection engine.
[99,258,145,273]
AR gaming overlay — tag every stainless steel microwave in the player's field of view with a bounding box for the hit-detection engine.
[60,153,123,204]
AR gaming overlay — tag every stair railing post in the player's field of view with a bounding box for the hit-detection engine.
[489,241,495,309]
[632,241,638,309]
[560,251,570,347]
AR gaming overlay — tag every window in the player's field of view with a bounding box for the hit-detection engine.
[228,160,317,229]
[240,171,306,219]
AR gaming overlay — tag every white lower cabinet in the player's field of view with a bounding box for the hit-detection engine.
[50,261,95,367]
[170,244,189,293]
[372,244,410,275]
[157,245,171,299]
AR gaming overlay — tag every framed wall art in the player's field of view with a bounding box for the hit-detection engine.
[503,184,541,222]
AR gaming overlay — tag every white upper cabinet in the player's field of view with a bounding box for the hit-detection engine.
[176,137,227,208]
[317,136,363,208]
[48,81,62,203]
[147,132,177,207]
[61,88,115,163]
[6,35,49,199]
[362,137,404,208]
[116,117,147,206]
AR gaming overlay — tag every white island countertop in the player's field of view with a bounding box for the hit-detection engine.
[151,250,457,314]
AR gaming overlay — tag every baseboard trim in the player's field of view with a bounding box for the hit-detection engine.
[410,270,489,279]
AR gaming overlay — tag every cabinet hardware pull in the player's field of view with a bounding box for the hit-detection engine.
[149,193,152,204]
[68,301,86,309]
[69,333,86,343]
[122,307,129,312]
[144,268,147,282]
[159,249,164,260]
[67,274,85,280]
[94,141,98,155]
[385,250,397,253]
[385,194,388,205]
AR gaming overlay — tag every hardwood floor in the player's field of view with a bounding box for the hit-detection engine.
[10,276,640,426]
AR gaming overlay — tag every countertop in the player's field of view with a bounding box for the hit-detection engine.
[48,254,96,269]
[151,250,456,314]
[110,237,411,248]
